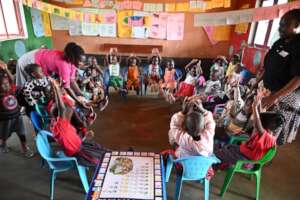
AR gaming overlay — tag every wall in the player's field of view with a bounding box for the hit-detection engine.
[0,6,53,62]
[51,0,239,58]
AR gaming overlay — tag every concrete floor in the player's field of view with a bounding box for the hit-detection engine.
[0,94,300,200]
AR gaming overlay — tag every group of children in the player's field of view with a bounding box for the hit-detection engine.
[0,46,287,173]
[165,54,285,171]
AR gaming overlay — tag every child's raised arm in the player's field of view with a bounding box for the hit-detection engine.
[252,95,265,136]
[51,79,66,118]
[0,60,14,83]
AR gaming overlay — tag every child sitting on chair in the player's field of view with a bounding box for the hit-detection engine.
[166,59,201,103]
[215,92,285,168]
[168,97,215,158]
[106,48,126,95]
[126,54,141,95]
[160,59,177,95]
[50,79,107,167]
[145,48,162,93]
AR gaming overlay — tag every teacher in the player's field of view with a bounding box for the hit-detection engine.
[261,9,300,145]
[16,42,87,107]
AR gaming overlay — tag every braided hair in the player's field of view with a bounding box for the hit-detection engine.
[63,42,85,67]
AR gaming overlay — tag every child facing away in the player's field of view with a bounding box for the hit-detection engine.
[165,59,202,103]
[144,48,162,94]
[106,48,127,95]
[214,93,285,168]
[226,54,240,78]
[126,54,141,95]
[0,60,34,157]
[49,79,108,167]
[168,97,216,158]
[160,59,178,94]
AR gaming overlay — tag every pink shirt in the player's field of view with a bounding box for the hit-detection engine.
[35,49,77,88]
[168,111,216,158]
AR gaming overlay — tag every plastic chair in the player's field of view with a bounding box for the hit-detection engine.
[35,104,51,129]
[36,130,89,200]
[166,155,220,200]
[219,146,277,200]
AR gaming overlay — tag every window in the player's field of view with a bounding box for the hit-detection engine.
[0,0,27,40]
[250,0,288,47]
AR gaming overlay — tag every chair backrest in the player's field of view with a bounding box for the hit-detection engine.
[30,111,42,132]
[175,156,220,181]
[34,104,51,129]
[258,146,277,165]
[36,130,55,169]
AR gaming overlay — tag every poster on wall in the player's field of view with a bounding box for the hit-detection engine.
[117,10,133,38]
[69,21,82,35]
[50,14,69,30]
[149,13,168,39]
[131,11,150,39]
[41,12,52,36]
[31,8,45,37]
[167,13,184,40]
[99,11,117,37]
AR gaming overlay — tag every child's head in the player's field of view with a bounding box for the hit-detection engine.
[235,63,243,73]
[0,76,10,93]
[150,56,160,65]
[184,111,205,140]
[166,59,175,70]
[260,112,285,132]
[7,59,17,75]
[210,69,218,81]
[243,94,255,115]
[128,57,137,66]
[231,54,240,65]
[88,56,98,66]
[24,64,44,79]
[109,55,118,64]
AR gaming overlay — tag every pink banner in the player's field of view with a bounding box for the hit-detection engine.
[203,26,218,45]
[167,13,184,40]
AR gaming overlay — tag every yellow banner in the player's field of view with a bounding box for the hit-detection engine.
[41,11,52,36]
[117,10,133,38]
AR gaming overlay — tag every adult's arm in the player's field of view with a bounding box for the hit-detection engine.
[262,76,300,109]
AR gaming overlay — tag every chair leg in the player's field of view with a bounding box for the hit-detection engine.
[77,166,89,193]
[255,170,262,200]
[174,176,183,200]
[219,167,235,197]
[204,179,209,200]
[50,170,56,200]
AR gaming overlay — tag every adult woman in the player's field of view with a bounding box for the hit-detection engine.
[16,42,87,107]
[260,9,300,144]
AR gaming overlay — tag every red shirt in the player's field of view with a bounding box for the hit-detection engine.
[51,117,82,156]
[240,130,275,161]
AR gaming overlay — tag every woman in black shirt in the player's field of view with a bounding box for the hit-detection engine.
[261,9,300,144]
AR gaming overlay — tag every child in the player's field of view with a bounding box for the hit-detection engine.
[226,54,240,78]
[225,63,242,94]
[145,48,162,93]
[106,48,126,95]
[126,54,141,94]
[160,59,177,94]
[0,60,34,157]
[210,56,227,81]
[50,79,107,167]
[166,59,201,103]
[215,94,285,167]
[83,57,108,111]
[195,66,206,94]
[168,98,215,158]
[204,70,222,97]
[21,64,52,114]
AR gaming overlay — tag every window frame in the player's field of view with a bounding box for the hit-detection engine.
[249,0,287,48]
[0,0,28,41]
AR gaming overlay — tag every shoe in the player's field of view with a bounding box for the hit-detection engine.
[0,146,10,153]
[23,147,35,158]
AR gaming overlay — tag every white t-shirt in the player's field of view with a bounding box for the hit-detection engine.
[148,64,160,76]
[109,63,120,77]
[184,74,198,85]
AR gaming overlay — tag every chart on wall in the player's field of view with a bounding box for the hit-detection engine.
[31,8,45,37]
[131,11,151,39]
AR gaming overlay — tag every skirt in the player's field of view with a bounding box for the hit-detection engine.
[269,88,300,145]
[0,115,27,140]
[174,82,195,97]
[76,141,108,167]
[214,144,247,166]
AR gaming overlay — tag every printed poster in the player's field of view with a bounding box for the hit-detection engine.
[167,13,184,40]
[41,11,52,36]
[131,11,150,39]
[50,14,69,30]
[30,8,45,37]
[117,10,133,38]
[149,13,167,39]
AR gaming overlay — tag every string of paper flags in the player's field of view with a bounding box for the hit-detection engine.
[22,0,300,26]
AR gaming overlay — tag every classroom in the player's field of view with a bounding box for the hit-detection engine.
[0,0,300,199]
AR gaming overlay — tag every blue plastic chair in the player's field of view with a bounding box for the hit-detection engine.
[36,130,89,200]
[166,155,220,200]
[30,111,43,133]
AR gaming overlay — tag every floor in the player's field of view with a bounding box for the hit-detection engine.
[0,94,300,200]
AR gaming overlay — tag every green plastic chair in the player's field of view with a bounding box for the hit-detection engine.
[219,146,277,200]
